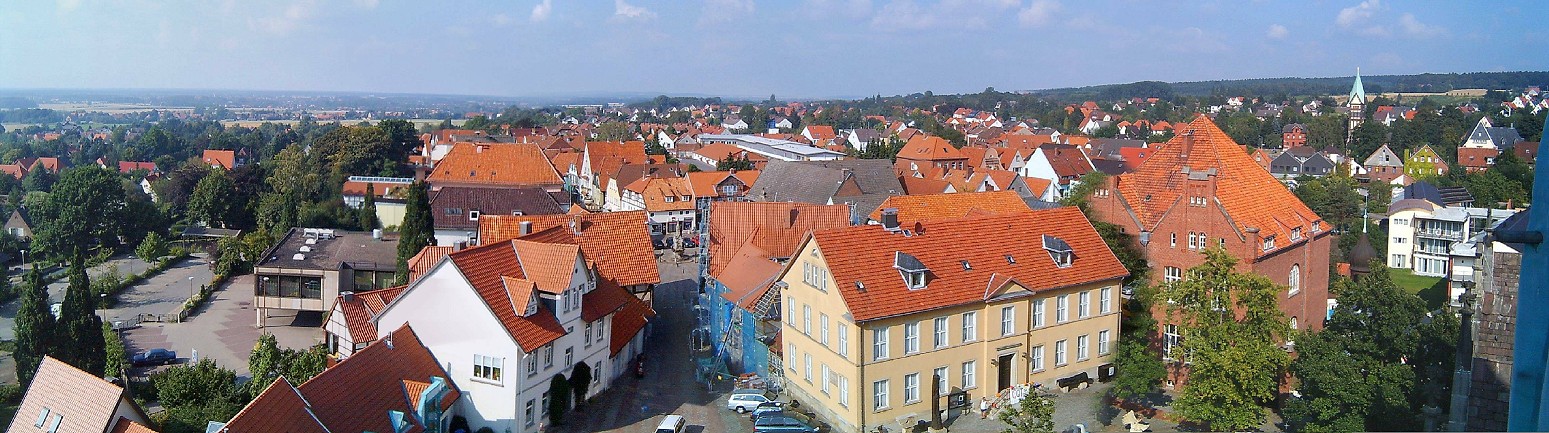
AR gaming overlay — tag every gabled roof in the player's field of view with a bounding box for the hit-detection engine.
[1111,116,1324,251]
[107,418,159,433]
[202,149,236,170]
[804,125,837,140]
[430,186,564,231]
[222,377,328,433]
[707,201,851,278]
[8,357,148,433]
[585,141,650,186]
[445,241,569,350]
[510,239,581,294]
[406,246,454,283]
[870,190,1032,227]
[685,170,760,198]
[581,279,634,322]
[1036,144,1096,182]
[116,161,158,174]
[479,211,660,287]
[807,207,1127,322]
[610,295,656,356]
[639,177,696,212]
[428,143,561,187]
[897,136,966,161]
[748,159,904,217]
[716,243,786,310]
[1364,144,1403,168]
[332,285,409,345]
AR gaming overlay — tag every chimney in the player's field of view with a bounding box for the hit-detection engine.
[880,208,900,230]
[1181,131,1194,158]
[342,291,355,302]
[454,241,468,251]
[519,221,533,235]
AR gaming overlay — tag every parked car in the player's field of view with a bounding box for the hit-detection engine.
[753,412,825,433]
[749,402,787,421]
[654,414,686,433]
[131,348,177,366]
[727,392,776,413]
[681,236,699,248]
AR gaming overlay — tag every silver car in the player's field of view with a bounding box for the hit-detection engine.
[727,393,775,413]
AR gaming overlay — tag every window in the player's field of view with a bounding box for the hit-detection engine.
[584,322,593,348]
[1170,233,1177,248]
[1163,324,1182,360]
[543,346,554,367]
[1188,232,1197,249]
[1030,345,1045,371]
[1393,237,1407,244]
[525,400,536,426]
[1164,266,1182,283]
[1263,237,1275,251]
[564,347,573,366]
[1291,316,1299,330]
[1000,306,1016,336]
[838,324,849,358]
[820,314,830,346]
[804,354,813,382]
[1288,265,1301,296]
[803,262,830,291]
[525,354,538,376]
[786,298,795,326]
[933,317,948,349]
[962,360,977,388]
[838,375,850,407]
[934,367,949,395]
[904,322,920,354]
[1291,227,1302,241]
[1056,294,1069,322]
[788,345,797,372]
[1055,340,1068,366]
[1032,299,1045,327]
[803,305,812,335]
[961,312,977,342]
[874,380,890,410]
[1077,335,1089,361]
[542,391,550,415]
[904,373,921,403]
[1100,288,1112,314]
[468,210,481,220]
[873,327,890,360]
[822,364,832,395]
[1078,291,1090,318]
[903,270,926,289]
[1099,330,1111,355]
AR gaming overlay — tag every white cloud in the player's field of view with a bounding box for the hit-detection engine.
[804,0,873,19]
[56,0,81,14]
[1336,0,1380,28]
[1399,13,1446,38]
[1266,23,1288,39]
[353,0,379,10]
[247,1,319,36]
[531,0,552,22]
[1017,0,1060,28]
[613,0,658,21]
[871,0,1019,31]
[700,0,755,26]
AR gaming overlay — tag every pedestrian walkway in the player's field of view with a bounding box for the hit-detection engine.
[0,254,154,340]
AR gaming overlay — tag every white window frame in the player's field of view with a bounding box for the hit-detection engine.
[1056,294,1069,322]
[933,316,948,349]
[838,324,849,358]
[804,354,813,382]
[904,322,920,354]
[1100,288,1112,314]
[1078,291,1090,318]
[1032,299,1045,328]
[1163,324,1182,360]
[1099,330,1111,355]
[962,360,977,389]
[1030,345,1045,372]
[525,399,536,426]
[1055,340,1068,366]
[1288,264,1301,296]
[803,305,812,335]
[873,380,890,411]
[1077,335,1090,361]
[473,354,504,383]
[1164,266,1182,283]
[961,312,977,343]
[821,364,832,395]
[873,327,890,361]
[934,366,949,396]
[1000,305,1015,336]
[820,314,830,346]
[838,375,850,407]
[904,373,921,404]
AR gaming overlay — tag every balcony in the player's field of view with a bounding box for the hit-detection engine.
[1413,229,1463,241]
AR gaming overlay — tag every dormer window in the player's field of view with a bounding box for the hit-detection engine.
[1291,228,1302,241]
[893,251,929,290]
[1262,237,1275,251]
[468,210,481,221]
[1042,235,1074,268]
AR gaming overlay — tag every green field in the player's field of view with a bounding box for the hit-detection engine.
[1390,268,1449,309]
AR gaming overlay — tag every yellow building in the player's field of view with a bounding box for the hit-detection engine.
[777,207,1129,433]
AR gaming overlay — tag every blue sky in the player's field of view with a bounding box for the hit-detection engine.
[0,0,1543,99]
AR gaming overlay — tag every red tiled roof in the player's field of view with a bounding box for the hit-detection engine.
[610,295,656,356]
[685,170,760,199]
[511,239,581,294]
[29,157,63,173]
[116,161,157,173]
[407,246,454,283]
[0,164,25,179]
[706,201,851,278]
[549,151,584,174]
[641,177,695,212]
[221,377,328,433]
[804,125,837,140]
[898,175,952,195]
[202,150,236,169]
[716,243,785,310]
[1113,116,1323,251]
[331,285,409,345]
[1458,146,1501,169]
[581,279,634,322]
[447,242,568,350]
[7,357,143,433]
[108,418,158,433]
[1023,176,1054,198]
[585,141,650,187]
[898,136,966,161]
[502,277,538,316]
[870,190,1031,227]
[809,207,1128,322]
[479,212,660,287]
[428,143,562,187]
[1038,144,1095,183]
[290,325,460,433]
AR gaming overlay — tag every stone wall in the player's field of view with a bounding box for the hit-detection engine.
[1468,245,1519,431]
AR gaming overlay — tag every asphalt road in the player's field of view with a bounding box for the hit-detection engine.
[0,255,167,341]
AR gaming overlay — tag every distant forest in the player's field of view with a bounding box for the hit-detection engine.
[1033,71,1549,100]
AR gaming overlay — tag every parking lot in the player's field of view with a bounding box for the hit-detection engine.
[118,274,320,378]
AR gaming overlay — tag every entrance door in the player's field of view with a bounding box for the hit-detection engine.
[997,354,1014,391]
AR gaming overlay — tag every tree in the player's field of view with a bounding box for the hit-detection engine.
[13,265,53,385]
[188,168,236,228]
[358,183,379,231]
[395,181,435,284]
[569,362,593,406]
[996,388,1055,433]
[55,256,106,375]
[716,154,756,171]
[31,167,128,261]
[21,166,55,192]
[152,359,244,433]
[248,333,330,390]
[596,122,631,141]
[547,374,572,424]
[1161,247,1291,431]
[137,231,169,265]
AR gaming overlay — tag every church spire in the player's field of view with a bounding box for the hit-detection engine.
[1349,67,1367,106]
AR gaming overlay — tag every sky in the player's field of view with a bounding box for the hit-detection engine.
[0,0,1544,100]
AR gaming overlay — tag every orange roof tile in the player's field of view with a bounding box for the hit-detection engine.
[585,141,650,187]
[706,201,852,278]
[0,164,26,179]
[407,246,454,283]
[428,143,561,187]
[202,150,236,169]
[898,135,966,162]
[686,170,760,198]
[290,325,460,433]
[804,125,837,140]
[809,207,1127,322]
[1113,116,1323,252]
[108,418,159,433]
[221,377,328,433]
[641,177,696,212]
[331,285,408,344]
[871,190,1031,227]
[610,295,656,356]
[8,357,145,433]
[716,243,785,310]
[501,277,538,316]
[446,242,568,350]
[581,279,634,322]
[480,212,660,287]
[549,151,584,174]
[511,239,581,294]
[1023,176,1053,198]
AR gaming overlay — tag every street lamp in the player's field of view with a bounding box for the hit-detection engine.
[188,276,195,298]
[19,249,25,268]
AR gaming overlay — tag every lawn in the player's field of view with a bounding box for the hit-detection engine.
[1390,268,1449,309]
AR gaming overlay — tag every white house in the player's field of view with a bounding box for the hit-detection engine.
[362,239,649,433]
[656,130,677,150]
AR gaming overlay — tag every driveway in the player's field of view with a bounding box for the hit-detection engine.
[118,274,322,379]
[99,256,214,328]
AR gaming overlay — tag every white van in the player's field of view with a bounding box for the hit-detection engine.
[655,414,686,433]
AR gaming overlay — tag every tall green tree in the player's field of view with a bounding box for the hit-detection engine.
[188,168,236,228]
[358,183,379,231]
[137,231,169,265]
[13,265,53,385]
[55,256,106,375]
[395,181,435,283]
[548,374,572,424]
[31,167,128,261]
[21,166,55,192]
[1161,247,1291,431]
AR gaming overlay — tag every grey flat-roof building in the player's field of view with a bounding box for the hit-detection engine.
[252,228,399,327]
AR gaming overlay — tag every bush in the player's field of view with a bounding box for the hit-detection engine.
[103,322,128,378]
[0,384,22,404]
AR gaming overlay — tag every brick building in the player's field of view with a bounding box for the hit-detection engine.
[1467,211,1527,430]
[1085,116,1333,385]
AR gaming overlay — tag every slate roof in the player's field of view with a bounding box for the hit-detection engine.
[1111,116,1324,252]
[808,207,1128,322]
[7,357,147,433]
[747,159,903,218]
[869,190,1032,227]
[479,211,660,287]
[427,143,561,187]
[430,186,565,231]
